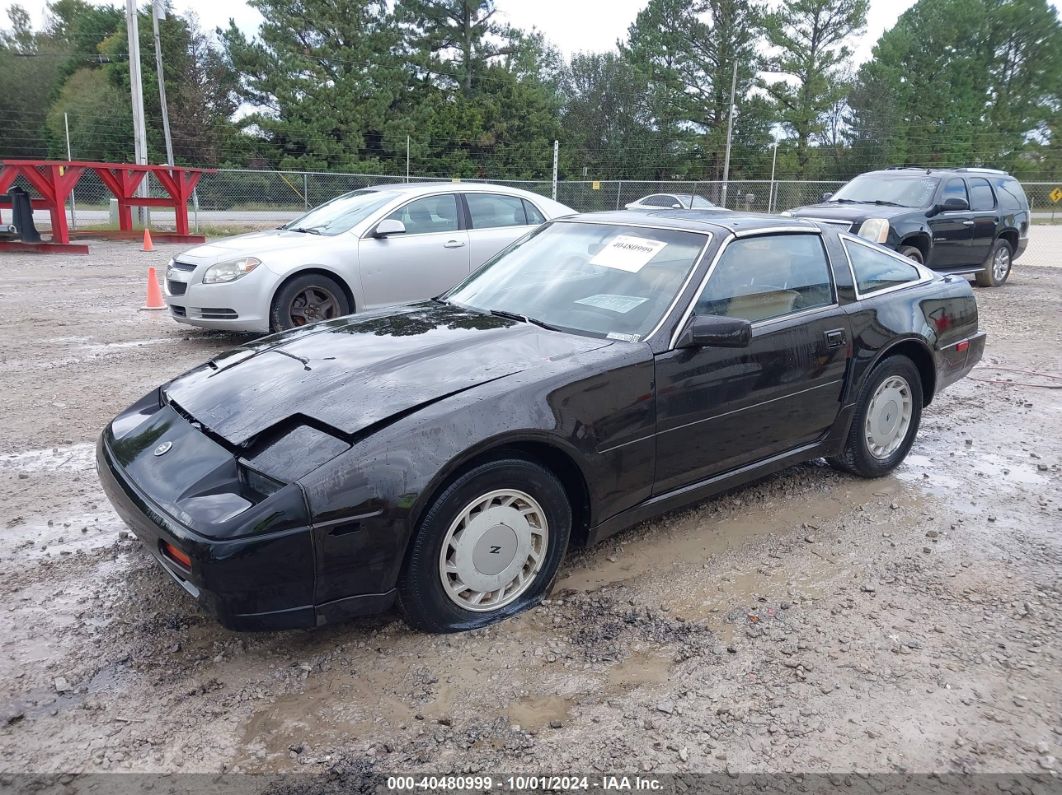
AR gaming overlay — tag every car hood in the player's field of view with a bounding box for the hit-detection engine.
[163,303,613,446]
[788,203,913,222]
[176,229,337,264]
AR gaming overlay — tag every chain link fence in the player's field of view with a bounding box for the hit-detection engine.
[12,168,1061,230]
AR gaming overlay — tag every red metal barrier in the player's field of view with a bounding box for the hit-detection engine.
[0,159,215,253]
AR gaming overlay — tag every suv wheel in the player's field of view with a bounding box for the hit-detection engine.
[898,245,924,264]
[974,239,1012,288]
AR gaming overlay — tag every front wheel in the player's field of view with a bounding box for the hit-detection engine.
[974,239,1012,287]
[398,458,571,633]
[828,356,923,478]
[899,245,924,265]
[270,273,351,331]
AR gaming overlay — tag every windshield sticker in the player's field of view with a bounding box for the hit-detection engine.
[606,331,641,342]
[575,294,649,314]
[589,235,668,272]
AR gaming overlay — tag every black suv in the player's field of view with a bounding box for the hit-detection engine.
[786,167,1029,287]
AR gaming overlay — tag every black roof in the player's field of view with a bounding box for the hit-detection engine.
[563,210,821,236]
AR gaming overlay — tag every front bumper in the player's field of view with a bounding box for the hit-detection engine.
[165,271,273,333]
[97,432,395,631]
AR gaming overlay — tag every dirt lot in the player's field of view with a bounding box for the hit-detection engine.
[0,232,1060,784]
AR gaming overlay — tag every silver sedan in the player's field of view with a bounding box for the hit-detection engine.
[164,183,574,333]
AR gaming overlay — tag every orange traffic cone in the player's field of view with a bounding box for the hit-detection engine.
[141,266,166,311]
[142,229,154,252]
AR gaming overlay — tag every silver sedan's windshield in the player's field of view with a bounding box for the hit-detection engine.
[445,221,708,341]
[830,175,939,208]
[282,190,397,236]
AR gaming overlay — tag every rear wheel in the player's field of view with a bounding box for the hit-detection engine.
[270,273,351,331]
[974,239,1012,287]
[828,356,923,478]
[899,245,924,264]
[398,458,571,633]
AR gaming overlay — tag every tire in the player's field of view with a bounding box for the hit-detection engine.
[898,245,924,265]
[828,356,923,478]
[398,457,571,633]
[974,238,1012,288]
[269,273,351,332]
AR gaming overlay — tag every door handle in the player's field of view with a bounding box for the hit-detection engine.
[444,239,466,248]
[960,220,975,226]
[824,328,846,349]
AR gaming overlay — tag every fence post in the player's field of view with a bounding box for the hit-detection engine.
[615,181,622,210]
[303,173,309,210]
[690,182,698,208]
[552,140,559,201]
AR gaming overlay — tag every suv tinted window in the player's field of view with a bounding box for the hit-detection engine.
[993,177,1027,212]
[845,239,922,294]
[523,199,546,225]
[386,194,460,235]
[466,193,527,229]
[941,178,969,207]
[695,234,833,323]
[968,178,995,211]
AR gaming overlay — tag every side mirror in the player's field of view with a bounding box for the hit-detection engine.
[373,219,406,237]
[677,314,752,349]
[941,196,969,212]
[821,192,833,202]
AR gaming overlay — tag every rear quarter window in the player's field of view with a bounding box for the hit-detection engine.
[992,178,1027,213]
[844,238,924,295]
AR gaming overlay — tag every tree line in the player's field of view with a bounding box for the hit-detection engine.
[1,0,1060,183]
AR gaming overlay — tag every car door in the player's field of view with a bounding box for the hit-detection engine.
[462,193,539,270]
[965,177,998,266]
[652,232,850,495]
[356,193,470,308]
[927,178,973,269]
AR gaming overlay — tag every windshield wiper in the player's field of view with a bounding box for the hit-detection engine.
[827,198,862,204]
[870,200,904,207]
[488,308,560,332]
[288,226,321,235]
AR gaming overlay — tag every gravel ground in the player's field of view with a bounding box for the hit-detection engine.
[0,235,1060,783]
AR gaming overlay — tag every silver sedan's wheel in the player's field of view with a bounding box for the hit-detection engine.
[863,375,913,459]
[992,245,1011,283]
[438,489,549,612]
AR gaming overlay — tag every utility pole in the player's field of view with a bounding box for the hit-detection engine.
[151,0,174,167]
[64,112,77,230]
[125,0,149,224]
[720,60,737,209]
[768,141,779,213]
[552,140,559,201]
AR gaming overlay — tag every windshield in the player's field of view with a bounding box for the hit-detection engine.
[830,175,939,208]
[686,195,715,208]
[282,189,397,236]
[445,221,708,341]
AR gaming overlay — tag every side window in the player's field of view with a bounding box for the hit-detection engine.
[993,178,1026,212]
[940,178,969,208]
[523,199,546,225]
[386,194,460,235]
[968,178,995,211]
[695,233,834,323]
[643,195,675,207]
[845,239,922,295]
[465,193,528,229]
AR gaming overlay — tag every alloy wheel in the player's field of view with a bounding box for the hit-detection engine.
[289,286,340,326]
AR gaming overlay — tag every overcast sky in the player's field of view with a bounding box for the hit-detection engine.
[5,0,1061,65]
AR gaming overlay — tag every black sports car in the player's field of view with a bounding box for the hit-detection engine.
[98,211,985,633]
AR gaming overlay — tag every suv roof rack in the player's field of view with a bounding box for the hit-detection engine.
[883,165,934,173]
[953,167,1007,174]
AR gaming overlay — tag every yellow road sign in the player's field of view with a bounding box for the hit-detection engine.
[592,180,601,190]
[1050,187,1062,203]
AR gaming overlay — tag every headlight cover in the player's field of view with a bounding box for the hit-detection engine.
[857,218,890,244]
[203,257,261,284]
